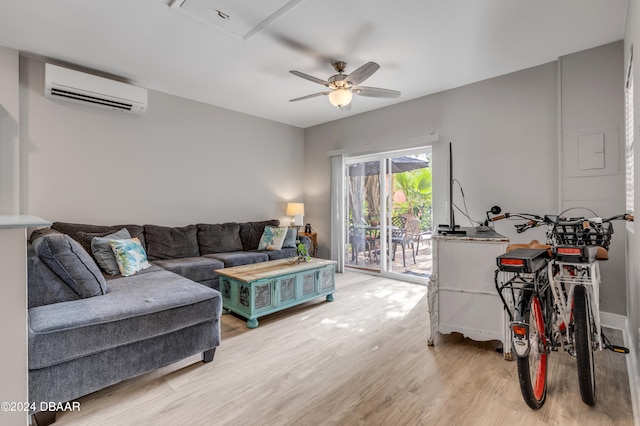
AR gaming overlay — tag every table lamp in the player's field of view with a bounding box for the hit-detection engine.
[286,203,305,230]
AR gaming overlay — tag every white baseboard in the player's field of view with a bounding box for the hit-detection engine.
[600,311,628,330]
[602,312,640,425]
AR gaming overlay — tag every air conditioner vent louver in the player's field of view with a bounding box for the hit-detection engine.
[45,64,147,114]
[50,88,134,111]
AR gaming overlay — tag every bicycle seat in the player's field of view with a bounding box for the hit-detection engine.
[506,240,552,256]
[596,246,609,260]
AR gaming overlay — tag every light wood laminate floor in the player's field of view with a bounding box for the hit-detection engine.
[53,271,633,425]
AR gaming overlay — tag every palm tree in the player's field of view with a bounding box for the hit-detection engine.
[394,167,432,217]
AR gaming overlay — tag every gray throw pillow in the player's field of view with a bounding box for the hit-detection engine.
[282,228,298,248]
[32,233,107,298]
[91,228,131,275]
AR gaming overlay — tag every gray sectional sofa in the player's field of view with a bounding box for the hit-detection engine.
[28,219,304,425]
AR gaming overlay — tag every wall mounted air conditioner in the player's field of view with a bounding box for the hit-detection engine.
[44,63,147,113]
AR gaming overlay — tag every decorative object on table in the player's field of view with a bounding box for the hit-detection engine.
[305,223,312,233]
[286,202,305,230]
[296,239,310,262]
[297,230,318,257]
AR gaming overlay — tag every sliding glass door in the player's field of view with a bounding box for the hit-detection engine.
[345,157,383,272]
[343,148,432,282]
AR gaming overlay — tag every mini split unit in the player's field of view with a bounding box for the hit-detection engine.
[44,63,148,113]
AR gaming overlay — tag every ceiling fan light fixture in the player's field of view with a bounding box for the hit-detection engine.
[328,88,352,108]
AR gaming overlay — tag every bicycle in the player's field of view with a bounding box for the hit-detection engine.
[491,208,632,409]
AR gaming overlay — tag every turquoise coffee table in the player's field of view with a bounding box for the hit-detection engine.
[215,258,336,328]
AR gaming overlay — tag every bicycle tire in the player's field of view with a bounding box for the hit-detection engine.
[574,284,596,405]
[516,291,548,409]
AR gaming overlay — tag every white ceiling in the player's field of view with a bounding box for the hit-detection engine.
[0,0,628,128]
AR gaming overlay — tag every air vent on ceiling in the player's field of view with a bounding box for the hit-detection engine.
[169,0,304,42]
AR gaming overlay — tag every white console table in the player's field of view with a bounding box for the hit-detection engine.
[427,228,511,359]
[0,215,50,425]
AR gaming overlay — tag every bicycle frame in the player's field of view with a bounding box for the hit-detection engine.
[549,260,603,351]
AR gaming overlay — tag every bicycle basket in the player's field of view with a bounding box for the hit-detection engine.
[552,221,613,250]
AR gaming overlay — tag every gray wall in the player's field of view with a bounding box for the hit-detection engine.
[560,42,625,315]
[0,46,20,214]
[19,56,305,226]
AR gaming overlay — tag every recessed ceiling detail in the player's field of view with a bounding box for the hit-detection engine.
[169,0,304,42]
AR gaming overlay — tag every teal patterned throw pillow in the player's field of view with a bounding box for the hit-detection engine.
[109,237,151,276]
[257,226,288,250]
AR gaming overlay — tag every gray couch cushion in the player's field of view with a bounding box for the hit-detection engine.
[239,220,280,251]
[27,245,82,308]
[152,256,224,283]
[282,227,298,248]
[263,247,298,260]
[144,224,199,260]
[197,222,243,254]
[203,251,269,267]
[90,228,132,275]
[52,222,146,249]
[75,230,111,256]
[29,227,61,244]
[28,269,222,370]
[32,233,107,298]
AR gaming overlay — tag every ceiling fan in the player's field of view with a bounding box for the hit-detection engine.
[289,61,400,111]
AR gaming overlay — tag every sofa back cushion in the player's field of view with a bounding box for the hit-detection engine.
[27,244,82,308]
[51,222,146,250]
[32,233,108,299]
[239,220,280,250]
[144,224,199,260]
[197,223,243,254]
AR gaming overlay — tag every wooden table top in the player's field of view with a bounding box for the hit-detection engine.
[215,258,337,283]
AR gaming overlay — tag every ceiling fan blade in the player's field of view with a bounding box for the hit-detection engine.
[346,62,380,86]
[289,70,329,87]
[353,86,401,98]
[289,92,330,102]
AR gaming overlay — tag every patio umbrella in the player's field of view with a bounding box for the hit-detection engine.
[348,156,430,176]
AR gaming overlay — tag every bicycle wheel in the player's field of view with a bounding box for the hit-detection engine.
[574,284,596,405]
[516,291,548,409]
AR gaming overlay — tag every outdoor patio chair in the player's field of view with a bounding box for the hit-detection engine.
[391,215,421,267]
[414,229,432,255]
[390,216,413,267]
[349,224,369,265]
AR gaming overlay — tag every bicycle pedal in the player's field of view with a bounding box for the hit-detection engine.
[606,344,630,354]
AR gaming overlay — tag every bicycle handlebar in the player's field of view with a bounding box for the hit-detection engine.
[488,211,633,233]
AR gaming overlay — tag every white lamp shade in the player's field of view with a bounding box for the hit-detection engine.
[328,89,353,107]
[286,203,304,227]
[286,203,304,216]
